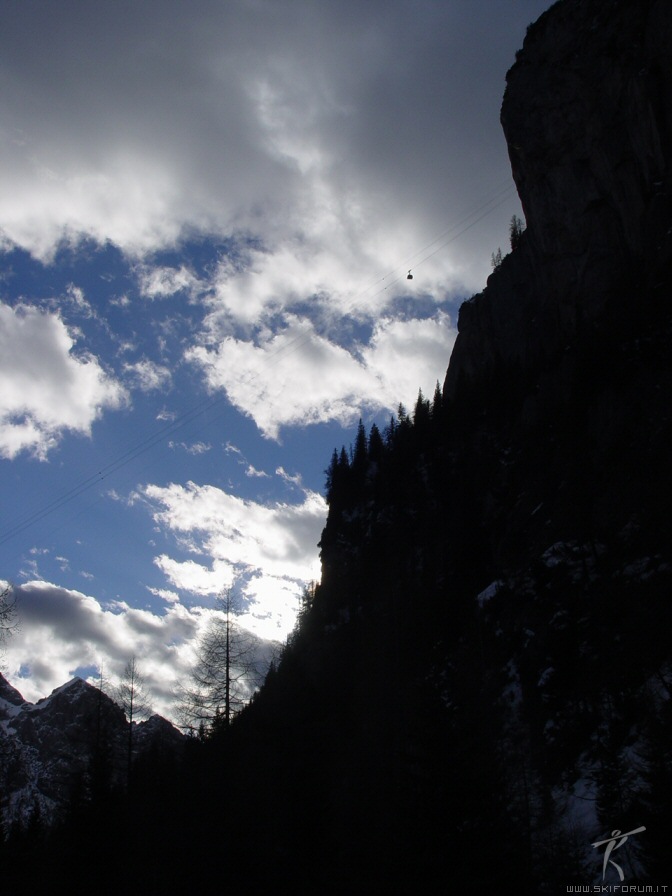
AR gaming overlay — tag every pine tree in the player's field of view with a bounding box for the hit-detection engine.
[368,423,384,464]
[350,418,368,481]
[509,213,525,250]
[324,448,340,504]
[413,389,431,442]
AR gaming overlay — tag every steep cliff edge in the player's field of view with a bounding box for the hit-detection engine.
[441,0,672,569]
[274,0,672,886]
[215,0,672,888]
[446,0,672,399]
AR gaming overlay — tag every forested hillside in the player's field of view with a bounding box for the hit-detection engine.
[3,0,672,892]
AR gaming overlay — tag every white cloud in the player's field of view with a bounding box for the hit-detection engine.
[0,0,542,307]
[2,581,283,723]
[153,554,235,597]
[63,283,96,319]
[201,238,442,328]
[168,440,212,455]
[146,586,181,605]
[123,358,172,392]
[361,313,458,409]
[145,480,325,576]
[3,581,208,720]
[245,464,270,479]
[239,574,306,641]
[0,303,127,459]
[187,311,456,438]
[141,478,326,633]
[276,467,302,487]
[137,264,200,300]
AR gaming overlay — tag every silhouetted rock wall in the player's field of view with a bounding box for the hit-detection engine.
[446,0,672,400]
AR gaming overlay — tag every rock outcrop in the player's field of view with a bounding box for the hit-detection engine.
[446,0,672,400]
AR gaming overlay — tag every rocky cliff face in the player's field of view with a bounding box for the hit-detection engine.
[279,0,672,886]
[0,674,184,832]
[446,0,672,399]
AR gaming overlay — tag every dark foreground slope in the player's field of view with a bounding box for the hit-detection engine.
[201,2,672,891]
[230,1,672,890]
[4,0,672,892]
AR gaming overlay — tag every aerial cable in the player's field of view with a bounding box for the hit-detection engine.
[0,390,230,549]
[339,181,516,308]
[240,179,517,370]
[0,177,519,551]
[407,183,516,270]
[348,179,515,305]
[223,178,517,381]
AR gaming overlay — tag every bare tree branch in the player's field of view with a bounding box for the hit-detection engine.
[0,584,18,672]
[177,589,267,734]
[115,656,152,786]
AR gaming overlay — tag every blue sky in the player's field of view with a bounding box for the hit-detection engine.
[0,0,551,720]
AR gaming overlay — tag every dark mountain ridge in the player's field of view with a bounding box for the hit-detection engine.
[0,674,184,834]
[4,0,672,892]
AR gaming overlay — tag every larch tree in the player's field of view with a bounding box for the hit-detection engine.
[178,589,263,735]
[116,656,152,786]
[0,584,17,672]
